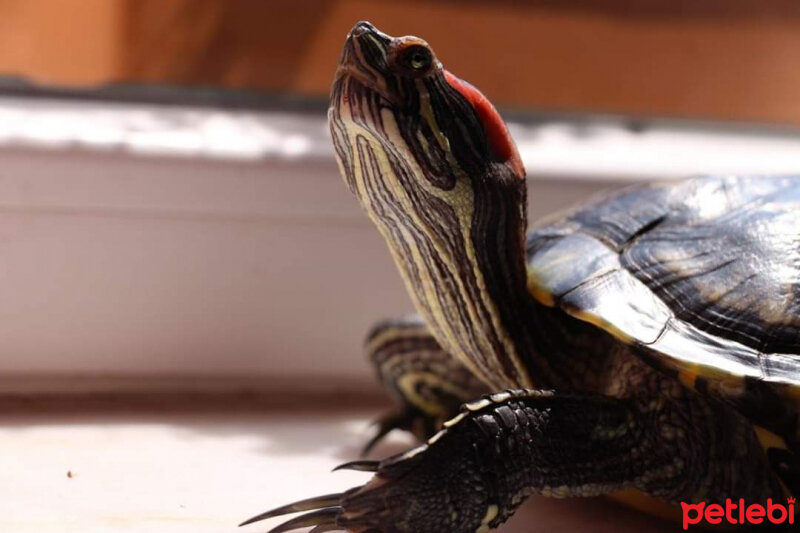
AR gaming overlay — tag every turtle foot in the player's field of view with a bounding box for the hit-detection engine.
[240,427,494,533]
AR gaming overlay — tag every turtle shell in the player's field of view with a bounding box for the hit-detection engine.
[526,175,800,426]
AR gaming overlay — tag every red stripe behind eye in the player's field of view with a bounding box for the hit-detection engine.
[443,70,524,178]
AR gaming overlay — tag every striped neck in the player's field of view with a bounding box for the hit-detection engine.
[329,22,558,391]
[330,84,539,390]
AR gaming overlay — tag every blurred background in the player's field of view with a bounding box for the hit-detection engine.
[1,0,800,393]
[4,0,800,122]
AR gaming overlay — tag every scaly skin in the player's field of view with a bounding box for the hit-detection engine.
[364,315,488,451]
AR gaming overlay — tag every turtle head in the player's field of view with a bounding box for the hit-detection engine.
[329,22,533,389]
[331,21,524,193]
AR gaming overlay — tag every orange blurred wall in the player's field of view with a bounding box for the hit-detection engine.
[0,0,122,85]
[2,0,800,124]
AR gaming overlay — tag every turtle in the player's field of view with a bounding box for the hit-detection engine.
[241,21,800,532]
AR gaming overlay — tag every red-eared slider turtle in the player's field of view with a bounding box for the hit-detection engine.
[242,21,799,532]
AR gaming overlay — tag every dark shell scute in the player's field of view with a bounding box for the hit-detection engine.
[527,174,800,389]
[620,177,800,355]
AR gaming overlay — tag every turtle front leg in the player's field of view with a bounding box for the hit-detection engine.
[364,316,487,451]
[242,389,785,533]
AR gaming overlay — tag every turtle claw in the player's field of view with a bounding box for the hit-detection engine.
[240,442,458,532]
[242,412,464,532]
[362,411,407,455]
[261,508,340,533]
[362,408,436,456]
[308,525,344,533]
[238,493,343,527]
[333,459,380,472]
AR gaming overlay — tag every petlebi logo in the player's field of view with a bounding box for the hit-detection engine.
[681,498,796,529]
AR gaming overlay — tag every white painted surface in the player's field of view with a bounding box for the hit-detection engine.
[0,406,675,533]
[0,96,798,390]
[0,135,622,389]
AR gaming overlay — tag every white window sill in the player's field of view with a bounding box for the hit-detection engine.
[0,397,676,533]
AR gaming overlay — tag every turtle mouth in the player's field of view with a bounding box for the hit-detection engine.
[331,21,396,110]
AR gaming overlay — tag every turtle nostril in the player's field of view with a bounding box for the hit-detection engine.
[349,20,376,39]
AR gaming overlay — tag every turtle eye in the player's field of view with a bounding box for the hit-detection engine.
[399,44,433,73]
[402,45,432,71]
[387,38,437,77]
